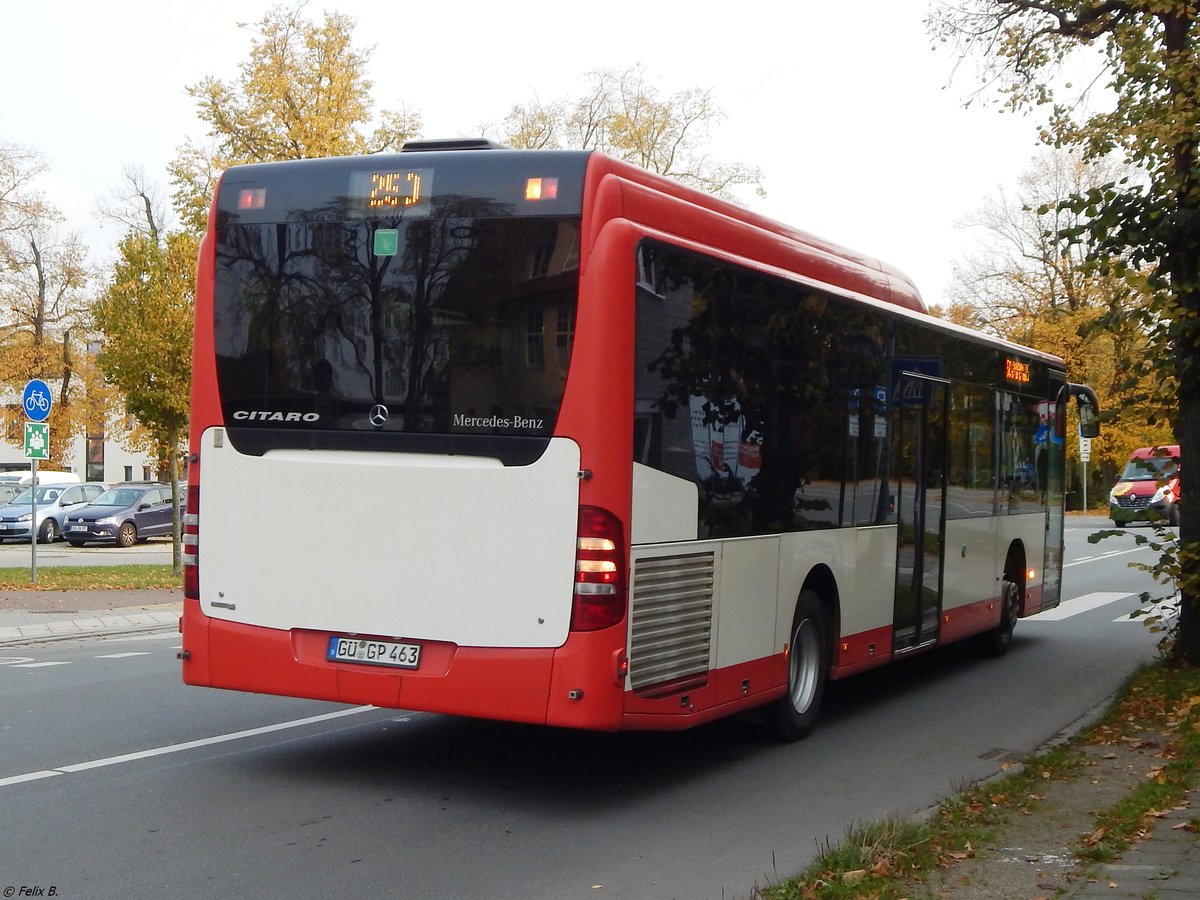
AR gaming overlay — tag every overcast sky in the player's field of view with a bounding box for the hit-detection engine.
[1,1,1053,308]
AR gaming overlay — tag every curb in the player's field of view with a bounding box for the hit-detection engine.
[0,605,180,647]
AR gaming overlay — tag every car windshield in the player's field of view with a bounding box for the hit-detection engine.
[1120,456,1179,482]
[92,488,146,507]
[8,487,61,504]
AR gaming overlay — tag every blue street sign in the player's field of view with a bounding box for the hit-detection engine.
[22,379,52,422]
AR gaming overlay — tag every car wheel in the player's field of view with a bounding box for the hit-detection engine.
[37,519,59,543]
[116,522,137,548]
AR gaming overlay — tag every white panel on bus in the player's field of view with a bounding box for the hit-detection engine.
[198,431,582,649]
[631,463,698,544]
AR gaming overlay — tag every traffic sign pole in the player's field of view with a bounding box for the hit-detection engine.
[30,459,37,583]
[1079,434,1092,512]
[21,379,53,585]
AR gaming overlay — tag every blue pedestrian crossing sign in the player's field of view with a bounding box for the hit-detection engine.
[22,379,53,423]
[24,422,49,460]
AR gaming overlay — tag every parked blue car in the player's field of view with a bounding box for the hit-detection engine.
[63,483,180,547]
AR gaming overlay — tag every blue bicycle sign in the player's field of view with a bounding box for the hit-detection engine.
[22,379,53,422]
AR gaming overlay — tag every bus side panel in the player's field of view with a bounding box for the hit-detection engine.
[793,527,897,670]
[940,516,1005,642]
[622,529,896,723]
[1008,512,1049,616]
[714,535,781,687]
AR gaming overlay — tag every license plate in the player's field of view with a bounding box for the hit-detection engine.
[0,524,8,531]
[69,525,88,533]
[327,636,421,669]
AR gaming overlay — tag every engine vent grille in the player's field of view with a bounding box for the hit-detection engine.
[628,551,715,692]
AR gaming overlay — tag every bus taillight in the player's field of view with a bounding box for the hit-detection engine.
[572,506,626,631]
[182,486,199,601]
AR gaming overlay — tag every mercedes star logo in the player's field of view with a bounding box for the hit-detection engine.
[368,404,389,428]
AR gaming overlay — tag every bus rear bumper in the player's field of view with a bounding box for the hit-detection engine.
[179,599,625,729]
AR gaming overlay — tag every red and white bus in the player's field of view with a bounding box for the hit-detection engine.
[180,140,1099,740]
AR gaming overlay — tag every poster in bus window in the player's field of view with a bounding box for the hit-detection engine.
[688,395,761,490]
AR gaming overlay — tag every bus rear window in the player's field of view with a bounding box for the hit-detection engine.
[213,216,580,444]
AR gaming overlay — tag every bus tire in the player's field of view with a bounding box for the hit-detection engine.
[976,577,1020,658]
[767,590,829,742]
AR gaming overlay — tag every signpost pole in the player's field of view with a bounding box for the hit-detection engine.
[22,379,53,586]
[1079,434,1092,513]
[30,458,37,584]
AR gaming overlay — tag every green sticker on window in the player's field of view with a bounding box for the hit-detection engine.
[374,229,399,256]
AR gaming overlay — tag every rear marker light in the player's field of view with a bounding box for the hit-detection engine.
[525,177,559,201]
[238,188,266,210]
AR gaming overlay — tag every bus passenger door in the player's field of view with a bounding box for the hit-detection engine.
[892,374,949,652]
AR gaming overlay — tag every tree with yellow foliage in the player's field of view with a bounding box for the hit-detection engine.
[170,3,421,233]
[1,142,111,472]
[94,227,196,571]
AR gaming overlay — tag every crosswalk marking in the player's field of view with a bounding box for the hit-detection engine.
[1029,592,1130,622]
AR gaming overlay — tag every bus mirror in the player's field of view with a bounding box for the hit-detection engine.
[1068,383,1101,438]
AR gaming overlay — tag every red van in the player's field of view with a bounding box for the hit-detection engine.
[1109,444,1181,525]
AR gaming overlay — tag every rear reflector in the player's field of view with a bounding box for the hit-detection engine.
[183,486,199,600]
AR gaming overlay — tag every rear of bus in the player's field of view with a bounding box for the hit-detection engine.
[180,146,629,728]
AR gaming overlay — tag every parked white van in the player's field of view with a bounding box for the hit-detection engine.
[0,470,81,486]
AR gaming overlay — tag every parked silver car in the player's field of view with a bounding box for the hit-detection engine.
[0,482,109,543]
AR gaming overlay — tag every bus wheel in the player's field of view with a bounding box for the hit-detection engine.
[976,577,1020,658]
[767,590,829,742]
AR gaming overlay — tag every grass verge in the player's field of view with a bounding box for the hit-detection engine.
[754,661,1200,899]
[0,565,181,591]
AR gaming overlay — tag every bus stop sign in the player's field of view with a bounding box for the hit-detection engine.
[22,379,52,423]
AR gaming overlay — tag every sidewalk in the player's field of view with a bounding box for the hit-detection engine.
[1064,795,1200,898]
[0,588,181,645]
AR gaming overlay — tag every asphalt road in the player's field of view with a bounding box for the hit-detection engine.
[0,517,1166,899]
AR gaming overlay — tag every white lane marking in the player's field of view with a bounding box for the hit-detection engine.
[1064,547,1146,567]
[11,661,71,668]
[0,657,35,666]
[0,705,377,789]
[1029,592,1130,621]
[94,652,151,659]
[0,771,61,787]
